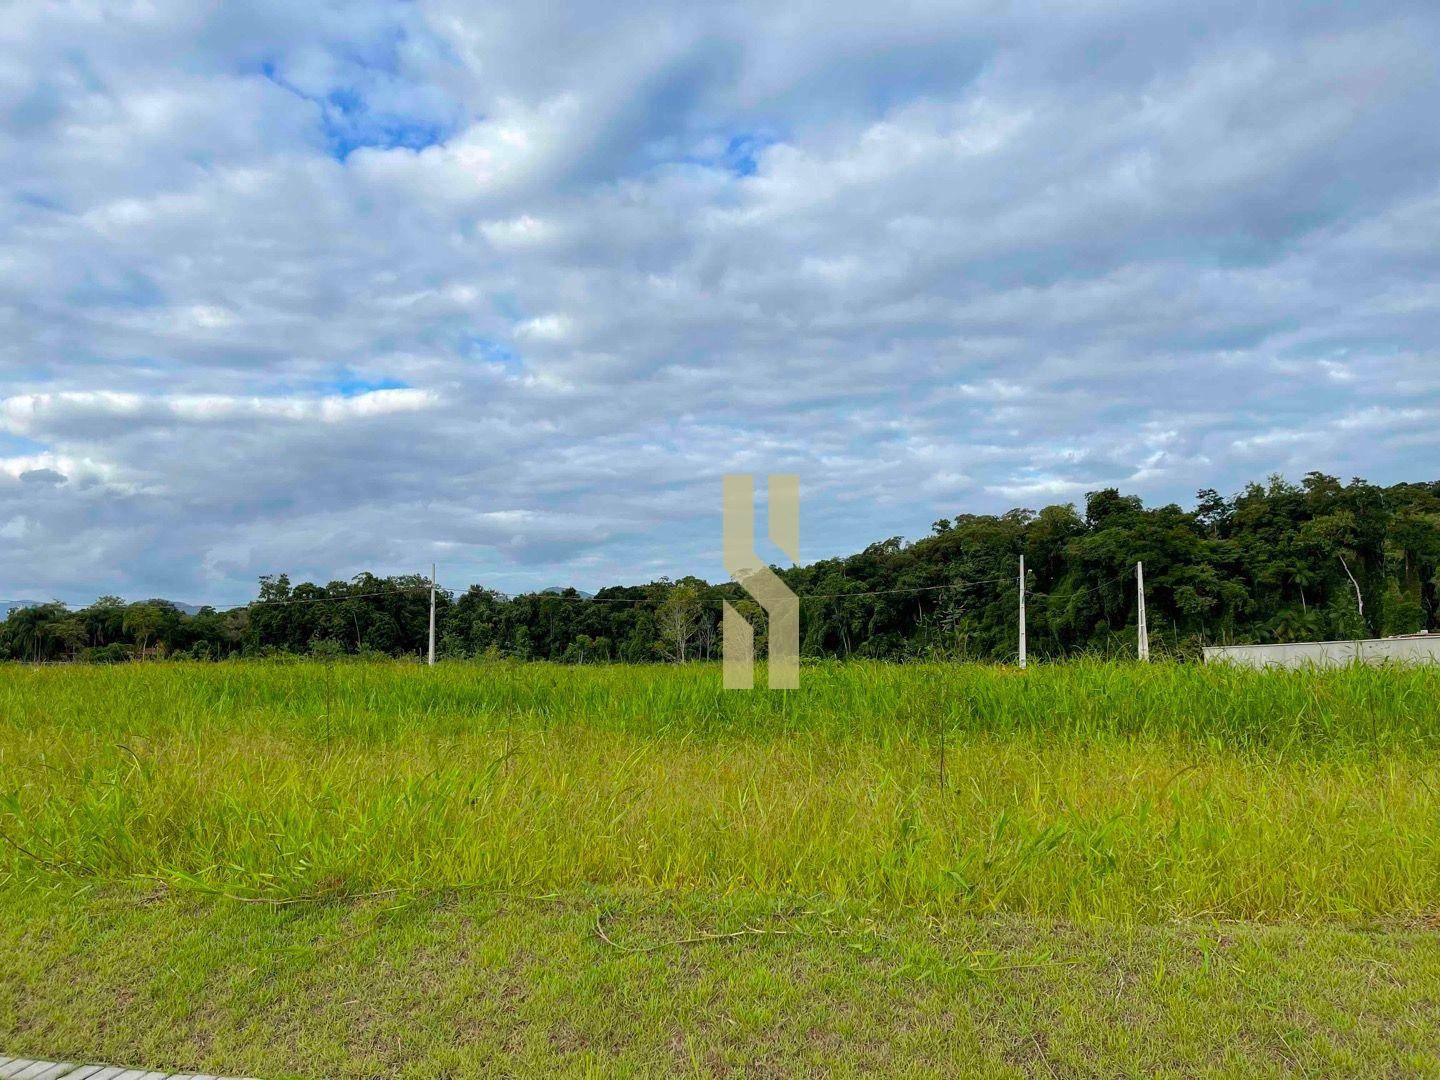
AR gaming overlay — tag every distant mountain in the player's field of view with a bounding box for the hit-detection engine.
[541,587,594,598]
[147,599,205,616]
[1,598,206,619]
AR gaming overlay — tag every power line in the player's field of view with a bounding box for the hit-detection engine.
[220,575,1018,611]
[483,574,1018,605]
[41,568,1131,613]
[1050,571,1134,598]
[244,587,433,609]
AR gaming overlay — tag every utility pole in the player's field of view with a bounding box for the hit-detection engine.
[1018,554,1027,669]
[1136,560,1149,662]
[428,563,437,667]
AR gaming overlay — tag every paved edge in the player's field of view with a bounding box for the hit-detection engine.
[1,1057,252,1079]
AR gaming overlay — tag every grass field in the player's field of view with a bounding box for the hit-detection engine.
[3,660,1440,1076]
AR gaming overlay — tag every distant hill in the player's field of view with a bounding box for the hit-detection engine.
[542,587,595,598]
[1,598,205,619]
[147,600,205,616]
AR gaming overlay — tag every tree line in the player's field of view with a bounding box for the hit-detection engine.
[4,472,1437,663]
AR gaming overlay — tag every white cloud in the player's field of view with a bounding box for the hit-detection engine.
[2,0,1439,604]
[1,389,440,432]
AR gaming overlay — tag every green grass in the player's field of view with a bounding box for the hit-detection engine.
[5,883,1440,1078]
[3,659,1440,1075]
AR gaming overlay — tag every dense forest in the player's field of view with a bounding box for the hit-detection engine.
[4,473,1438,663]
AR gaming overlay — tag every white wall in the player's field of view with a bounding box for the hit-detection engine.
[1203,635,1440,669]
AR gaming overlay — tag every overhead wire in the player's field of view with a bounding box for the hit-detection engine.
[236,572,1025,610]
[12,566,1140,615]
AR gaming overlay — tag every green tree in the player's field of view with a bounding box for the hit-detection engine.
[122,603,166,656]
[656,582,703,662]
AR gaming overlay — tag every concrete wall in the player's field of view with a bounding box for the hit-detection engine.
[1203,634,1440,669]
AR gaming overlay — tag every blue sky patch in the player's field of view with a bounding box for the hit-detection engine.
[325,377,412,397]
[258,58,455,158]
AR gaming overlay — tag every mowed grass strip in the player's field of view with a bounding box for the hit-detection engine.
[3,884,1440,1078]
[3,660,1440,921]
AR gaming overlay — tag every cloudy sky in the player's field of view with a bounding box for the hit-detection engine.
[2,1,1439,605]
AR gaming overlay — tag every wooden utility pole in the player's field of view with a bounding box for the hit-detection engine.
[1018,554,1027,669]
[1136,560,1149,662]
[428,563,437,666]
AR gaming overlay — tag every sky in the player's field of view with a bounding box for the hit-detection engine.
[2,1,1439,606]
